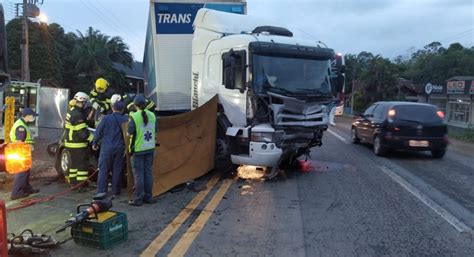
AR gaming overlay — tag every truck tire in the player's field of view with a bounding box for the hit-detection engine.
[214,138,232,172]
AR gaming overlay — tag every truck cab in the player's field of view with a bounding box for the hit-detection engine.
[192,9,345,169]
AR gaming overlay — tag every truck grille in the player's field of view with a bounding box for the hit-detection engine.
[268,92,329,127]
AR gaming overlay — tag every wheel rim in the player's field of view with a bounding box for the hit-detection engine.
[61,151,69,172]
[351,129,357,140]
[374,137,380,153]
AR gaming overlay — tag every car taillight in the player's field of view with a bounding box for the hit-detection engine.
[437,111,445,119]
[4,143,32,174]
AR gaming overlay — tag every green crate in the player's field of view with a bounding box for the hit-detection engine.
[72,211,128,250]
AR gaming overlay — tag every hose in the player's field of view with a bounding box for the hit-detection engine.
[7,169,99,212]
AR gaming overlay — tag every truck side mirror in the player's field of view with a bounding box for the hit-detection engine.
[335,73,344,93]
[332,53,345,96]
[223,55,236,90]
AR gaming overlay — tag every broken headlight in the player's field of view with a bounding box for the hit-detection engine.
[251,132,274,143]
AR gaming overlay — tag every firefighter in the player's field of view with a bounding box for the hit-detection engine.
[111,93,156,115]
[127,95,157,206]
[92,101,128,198]
[10,108,40,200]
[90,78,112,116]
[65,92,93,188]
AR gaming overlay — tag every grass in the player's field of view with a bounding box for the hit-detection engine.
[449,128,474,143]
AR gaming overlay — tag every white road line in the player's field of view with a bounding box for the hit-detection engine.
[327,129,349,144]
[379,165,472,233]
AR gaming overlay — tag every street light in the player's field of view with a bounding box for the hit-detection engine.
[37,13,47,23]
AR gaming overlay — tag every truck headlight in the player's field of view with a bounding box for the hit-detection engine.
[251,132,273,143]
[1,143,32,174]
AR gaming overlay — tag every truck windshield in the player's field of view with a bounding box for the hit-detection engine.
[253,54,332,96]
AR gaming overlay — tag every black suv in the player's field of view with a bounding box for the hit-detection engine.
[351,102,448,158]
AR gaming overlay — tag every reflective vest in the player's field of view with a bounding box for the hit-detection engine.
[64,107,93,148]
[129,110,156,153]
[10,119,33,144]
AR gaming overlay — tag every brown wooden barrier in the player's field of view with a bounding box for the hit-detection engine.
[124,96,217,197]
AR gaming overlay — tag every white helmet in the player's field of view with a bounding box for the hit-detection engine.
[74,92,90,103]
[111,94,122,106]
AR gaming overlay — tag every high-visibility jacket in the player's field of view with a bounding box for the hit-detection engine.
[129,110,156,153]
[90,88,112,114]
[10,118,33,144]
[64,106,93,148]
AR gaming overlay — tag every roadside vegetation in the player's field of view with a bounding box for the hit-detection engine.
[345,42,474,112]
[449,128,474,143]
[6,18,133,96]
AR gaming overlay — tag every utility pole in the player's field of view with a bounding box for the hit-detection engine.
[350,69,356,114]
[21,0,30,82]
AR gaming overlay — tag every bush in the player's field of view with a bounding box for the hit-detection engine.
[449,128,474,143]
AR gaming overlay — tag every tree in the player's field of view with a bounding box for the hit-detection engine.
[6,21,134,96]
[72,27,133,94]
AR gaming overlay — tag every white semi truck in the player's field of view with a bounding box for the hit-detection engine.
[145,3,345,174]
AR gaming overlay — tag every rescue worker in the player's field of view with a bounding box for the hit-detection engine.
[10,108,40,200]
[90,78,112,116]
[127,95,157,206]
[65,92,93,188]
[111,93,156,115]
[92,101,128,198]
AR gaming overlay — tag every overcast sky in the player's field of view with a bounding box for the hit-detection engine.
[2,0,473,61]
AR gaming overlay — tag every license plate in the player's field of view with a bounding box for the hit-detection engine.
[409,140,429,147]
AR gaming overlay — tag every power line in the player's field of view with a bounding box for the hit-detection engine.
[79,0,142,48]
[90,0,144,41]
[437,28,474,43]
[82,0,143,48]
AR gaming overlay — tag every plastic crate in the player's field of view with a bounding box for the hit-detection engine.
[72,211,128,250]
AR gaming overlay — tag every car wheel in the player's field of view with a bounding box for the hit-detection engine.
[58,148,71,178]
[351,127,360,144]
[431,149,446,159]
[373,135,386,156]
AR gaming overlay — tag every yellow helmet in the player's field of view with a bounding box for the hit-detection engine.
[95,78,109,93]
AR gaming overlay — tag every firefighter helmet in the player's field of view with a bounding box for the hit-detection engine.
[74,92,89,102]
[111,94,122,105]
[95,78,109,93]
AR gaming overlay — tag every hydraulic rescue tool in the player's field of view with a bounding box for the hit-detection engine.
[56,195,113,233]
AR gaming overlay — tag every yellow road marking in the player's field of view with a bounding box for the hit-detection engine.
[169,179,233,256]
[140,174,221,257]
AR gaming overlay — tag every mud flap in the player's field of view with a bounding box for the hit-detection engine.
[124,96,217,197]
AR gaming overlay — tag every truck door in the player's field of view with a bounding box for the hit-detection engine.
[218,49,248,127]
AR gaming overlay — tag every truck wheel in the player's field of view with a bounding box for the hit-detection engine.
[214,138,232,172]
[57,148,71,178]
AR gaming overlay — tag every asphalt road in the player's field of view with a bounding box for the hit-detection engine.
[5,117,474,257]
